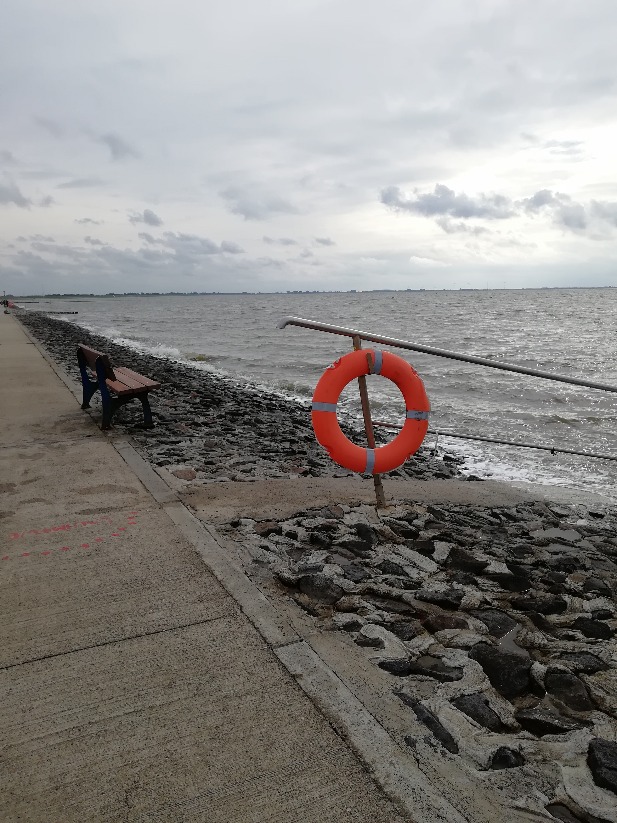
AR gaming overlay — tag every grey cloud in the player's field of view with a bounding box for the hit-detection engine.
[142,209,162,226]
[521,189,560,212]
[558,203,588,232]
[29,241,86,258]
[39,195,55,207]
[591,201,617,227]
[57,177,105,189]
[1,150,16,165]
[30,234,55,242]
[0,179,31,208]
[263,236,298,246]
[138,231,244,258]
[35,117,65,138]
[220,240,244,254]
[381,184,515,220]
[129,208,163,226]
[14,250,57,269]
[435,218,489,235]
[139,249,168,265]
[75,217,101,225]
[314,237,335,246]
[384,182,617,239]
[220,187,298,220]
[140,248,168,263]
[521,190,596,233]
[519,190,589,233]
[94,245,152,269]
[2,238,278,295]
[17,250,40,259]
[158,232,225,256]
[98,133,140,161]
[254,256,285,270]
[84,236,107,246]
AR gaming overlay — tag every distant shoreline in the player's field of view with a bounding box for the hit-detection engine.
[6,285,615,299]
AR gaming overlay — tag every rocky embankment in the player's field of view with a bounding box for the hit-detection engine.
[17,311,460,482]
[18,310,617,822]
[221,497,617,821]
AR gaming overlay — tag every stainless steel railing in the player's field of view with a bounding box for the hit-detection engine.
[278,316,617,394]
[279,315,617,503]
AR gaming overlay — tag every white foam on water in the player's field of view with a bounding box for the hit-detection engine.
[438,434,614,500]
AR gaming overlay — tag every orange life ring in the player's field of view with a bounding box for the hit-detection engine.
[311,349,430,474]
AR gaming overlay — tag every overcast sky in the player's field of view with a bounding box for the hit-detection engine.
[2,0,617,294]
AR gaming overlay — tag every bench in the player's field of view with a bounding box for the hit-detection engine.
[77,344,161,430]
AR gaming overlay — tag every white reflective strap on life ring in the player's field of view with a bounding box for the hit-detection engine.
[312,401,337,412]
[370,351,383,374]
[406,410,430,420]
[365,449,375,473]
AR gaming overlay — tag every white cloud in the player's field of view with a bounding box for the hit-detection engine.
[409,256,449,268]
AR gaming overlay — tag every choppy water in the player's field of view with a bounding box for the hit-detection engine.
[21,288,617,499]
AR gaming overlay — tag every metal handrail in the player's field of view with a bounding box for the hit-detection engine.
[278,315,617,395]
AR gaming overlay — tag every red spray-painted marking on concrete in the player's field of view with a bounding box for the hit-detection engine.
[8,516,116,541]
[1,513,141,563]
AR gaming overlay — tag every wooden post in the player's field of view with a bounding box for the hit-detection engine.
[352,335,387,509]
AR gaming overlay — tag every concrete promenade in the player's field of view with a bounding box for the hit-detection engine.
[0,314,408,822]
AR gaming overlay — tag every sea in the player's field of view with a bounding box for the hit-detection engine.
[18,288,617,501]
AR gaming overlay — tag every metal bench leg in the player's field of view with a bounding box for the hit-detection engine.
[99,380,116,430]
[77,350,99,408]
[102,395,154,430]
[139,394,154,428]
[81,381,98,409]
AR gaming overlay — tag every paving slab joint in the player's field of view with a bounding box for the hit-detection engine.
[0,615,233,673]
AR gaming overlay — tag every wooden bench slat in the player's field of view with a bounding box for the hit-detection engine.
[105,379,150,396]
[113,367,161,390]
